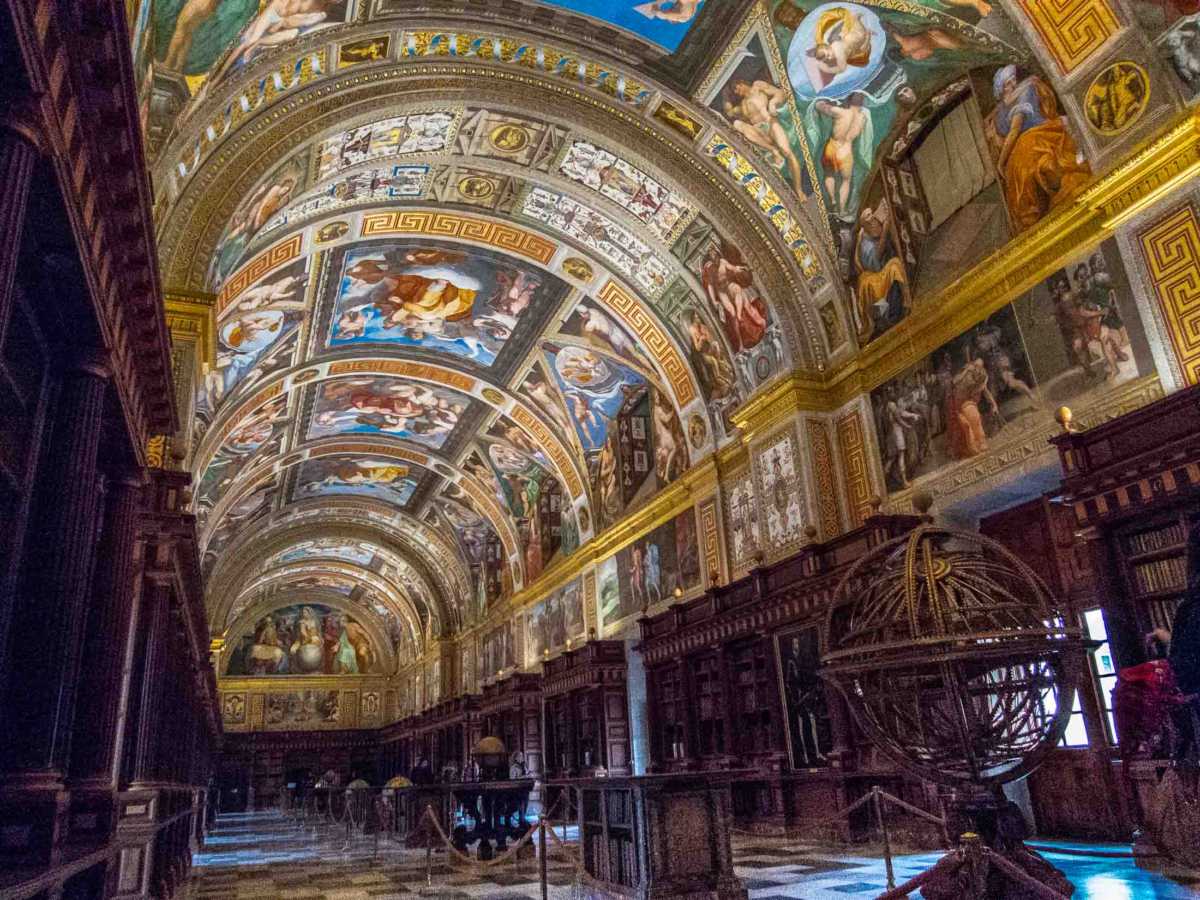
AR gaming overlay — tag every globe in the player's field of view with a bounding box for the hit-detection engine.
[293,643,325,673]
[821,524,1084,789]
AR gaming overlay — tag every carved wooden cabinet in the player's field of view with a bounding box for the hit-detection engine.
[988,383,1200,842]
[1050,384,1200,669]
[478,671,543,779]
[414,696,479,777]
[541,640,631,779]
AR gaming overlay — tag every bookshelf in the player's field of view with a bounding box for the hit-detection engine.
[1051,384,1200,671]
[729,639,776,760]
[693,653,726,759]
[580,784,639,889]
[650,663,686,767]
[478,672,543,780]
[638,514,927,833]
[541,641,630,780]
[1115,514,1191,633]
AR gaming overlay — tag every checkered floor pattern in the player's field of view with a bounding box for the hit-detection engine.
[184,811,1200,899]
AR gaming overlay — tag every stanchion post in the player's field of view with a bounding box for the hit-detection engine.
[539,816,548,900]
[874,787,895,891]
[961,832,986,899]
[422,804,434,886]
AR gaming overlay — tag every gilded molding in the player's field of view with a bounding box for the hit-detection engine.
[835,408,874,527]
[698,496,724,586]
[806,418,843,539]
[1137,203,1200,385]
[164,292,217,368]
[730,371,837,441]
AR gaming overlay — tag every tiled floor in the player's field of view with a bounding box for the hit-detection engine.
[186,811,1200,899]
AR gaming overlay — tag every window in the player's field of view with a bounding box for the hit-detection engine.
[1084,608,1118,744]
[1052,608,1117,747]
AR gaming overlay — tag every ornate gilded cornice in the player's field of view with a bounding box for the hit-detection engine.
[730,372,837,440]
[164,290,217,368]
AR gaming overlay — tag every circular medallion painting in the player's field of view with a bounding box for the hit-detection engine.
[787,3,888,101]
[688,413,708,450]
[316,221,350,243]
[489,124,529,154]
[1084,61,1149,135]
[561,257,594,281]
[458,175,495,201]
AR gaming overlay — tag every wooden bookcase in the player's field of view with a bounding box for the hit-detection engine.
[1051,383,1200,669]
[639,514,926,834]
[1113,513,1191,634]
[580,782,639,889]
[1002,383,1200,841]
[541,640,631,825]
[478,671,543,778]
[729,638,775,759]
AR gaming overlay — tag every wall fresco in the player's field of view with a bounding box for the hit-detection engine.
[871,239,1154,493]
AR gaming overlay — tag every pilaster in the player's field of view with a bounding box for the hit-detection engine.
[67,470,147,840]
[0,352,111,866]
[0,106,42,349]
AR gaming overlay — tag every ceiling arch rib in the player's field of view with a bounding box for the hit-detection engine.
[208,510,470,611]
[159,72,824,371]
[151,12,829,316]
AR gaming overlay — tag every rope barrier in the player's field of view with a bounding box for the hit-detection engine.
[873,789,947,828]
[982,848,1073,900]
[728,786,877,837]
[873,847,966,900]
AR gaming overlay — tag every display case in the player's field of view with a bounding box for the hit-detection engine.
[551,773,750,900]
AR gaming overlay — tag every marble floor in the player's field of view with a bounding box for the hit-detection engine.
[186,811,1200,899]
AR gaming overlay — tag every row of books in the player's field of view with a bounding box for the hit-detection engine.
[1124,522,1187,557]
[584,830,638,886]
[1130,555,1186,595]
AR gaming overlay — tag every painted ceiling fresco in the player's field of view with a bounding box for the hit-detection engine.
[146,0,1169,689]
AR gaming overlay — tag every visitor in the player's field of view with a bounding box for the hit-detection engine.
[509,750,526,779]
[1167,519,1200,763]
[410,756,434,785]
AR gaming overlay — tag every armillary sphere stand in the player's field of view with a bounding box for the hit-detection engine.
[822,506,1085,899]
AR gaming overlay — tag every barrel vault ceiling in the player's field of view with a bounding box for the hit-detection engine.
[140,0,1088,674]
